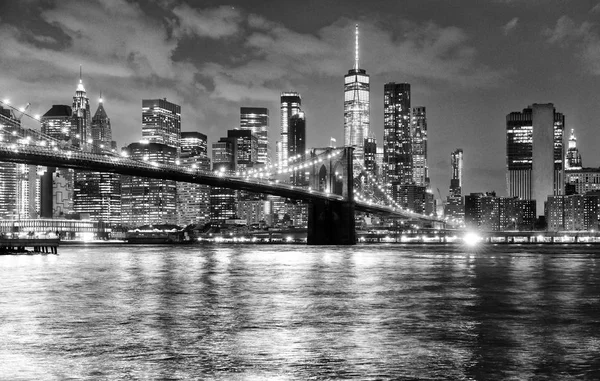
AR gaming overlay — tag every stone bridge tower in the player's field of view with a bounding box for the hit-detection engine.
[307,147,356,245]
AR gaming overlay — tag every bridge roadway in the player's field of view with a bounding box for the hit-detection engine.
[0,142,440,222]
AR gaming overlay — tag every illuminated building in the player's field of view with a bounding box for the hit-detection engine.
[279,92,302,168]
[142,98,181,150]
[565,129,582,170]
[465,192,535,231]
[121,142,177,226]
[289,111,307,186]
[240,107,270,166]
[41,105,73,140]
[445,149,464,221]
[384,82,412,188]
[72,68,91,149]
[90,94,115,153]
[506,104,564,216]
[344,24,370,167]
[177,132,210,227]
[546,194,598,231]
[565,168,600,194]
[74,96,121,224]
[392,184,434,215]
[411,106,428,186]
[40,105,75,218]
[210,138,236,225]
[364,134,377,174]
[0,106,19,218]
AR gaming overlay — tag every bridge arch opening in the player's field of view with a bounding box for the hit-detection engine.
[318,164,328,192]
[332,163,344,196]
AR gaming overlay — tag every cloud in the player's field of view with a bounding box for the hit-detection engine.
[544,16,600,74]
[592,3,600,13]
[502,17,519,35]
[172,4,243,39]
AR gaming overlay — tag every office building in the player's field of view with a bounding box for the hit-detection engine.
[506,104,564,216]
[142,98,181,150]
[0,106,19,218]
[445,149,464,221]
[41,105,73,140]
[344,24,370,166]
[465,192,535,231]
[74,97,121,224]
[90,94,115,153]
[289,111,307,186]
[72,68,91,149]
[364,134,377,174]
[565,168,600,195]
[279,92,302,167]
[240,107,270,166]
[177,131,210,227]
[411,106,428,186]
[210,138,236,225]
[565,129,582,170]
[546,194,598,231]
[121,142,178,226]
[384,82,412,187]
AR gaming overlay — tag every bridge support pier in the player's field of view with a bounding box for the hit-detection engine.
[307,200,356,245]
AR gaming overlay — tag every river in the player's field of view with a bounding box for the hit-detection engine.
[1,244,600,380]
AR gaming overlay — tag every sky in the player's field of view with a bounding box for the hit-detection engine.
[1,0,600,198]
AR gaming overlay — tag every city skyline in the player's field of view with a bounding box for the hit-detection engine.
[2,1,600,197]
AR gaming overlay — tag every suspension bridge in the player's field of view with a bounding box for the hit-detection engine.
[0,115,442,245]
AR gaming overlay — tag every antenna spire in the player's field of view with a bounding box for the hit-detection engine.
[354,24,359,70]
[79,65,82,81]
[99,91,103,103]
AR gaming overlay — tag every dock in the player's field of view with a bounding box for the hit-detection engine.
[0,238,59,254]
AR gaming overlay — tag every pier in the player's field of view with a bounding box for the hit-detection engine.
[0,238,59,254]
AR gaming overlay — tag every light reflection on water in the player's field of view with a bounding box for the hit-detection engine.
[1,244,600,380]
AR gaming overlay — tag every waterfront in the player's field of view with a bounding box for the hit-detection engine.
[1,244,600,380]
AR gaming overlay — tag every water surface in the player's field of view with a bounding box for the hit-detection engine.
[1,244,600,380]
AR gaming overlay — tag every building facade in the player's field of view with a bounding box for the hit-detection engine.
[289,111,307,186]
[411,106,428,186]
[240,107,270,166]
[546,194,598,232]
[445,148,464,222]
[279,92,302,168]
[142,98,181,150]
[121,142,178,226]
[383,82,412,187]
[565,129,582,170]
[177,132,210,227]
[72,70,91,149]
[506,104,564,216]
[344,24,370,166]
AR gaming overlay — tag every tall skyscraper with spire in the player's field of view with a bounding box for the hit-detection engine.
[565,129,582,170]
[72,66,91,150]
[91,93,115,153]
[344,24,370,167]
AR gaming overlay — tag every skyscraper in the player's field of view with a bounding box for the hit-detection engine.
[411,106,428,186]
[74,97,121,225]
[121,142,178,226]
[90,93,115,152]
[279,92,301,167]
[289,111,307,186]
[72,67,91,149]
[0,106,19,218]
[344,24,370,166]
[445,149,464,221]
[450,149,463,197]
[565,129,582,170]
[506,104,564,216]
[240,107,270,166]
[383,82,411,186]
[177,131,210,226]
[142,98,181,150]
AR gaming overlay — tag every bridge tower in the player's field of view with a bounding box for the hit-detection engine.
[307,147,356,245]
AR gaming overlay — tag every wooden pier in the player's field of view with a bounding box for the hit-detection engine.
[0,238,59,254]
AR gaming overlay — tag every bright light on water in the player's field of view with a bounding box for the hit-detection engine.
[463,232,482,246]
